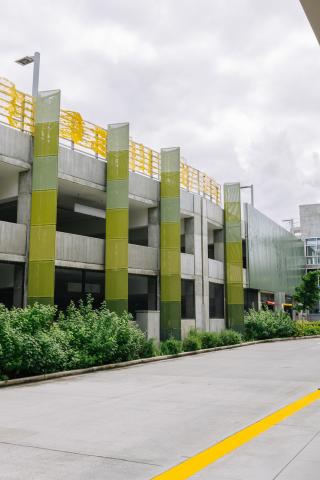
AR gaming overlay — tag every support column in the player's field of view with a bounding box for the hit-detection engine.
[27,89,60,305]
[224,183,244,332]
[17,170,32,306]
[105,123,129,314]
[160,147,181,340]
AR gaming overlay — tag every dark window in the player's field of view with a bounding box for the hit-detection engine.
[0,262,24,308]
[55,268,104,310]
[129,226,148,246]
[180,233,186,253]
[244,288,259,311]
[208,243,215,260]
[128,274,157,317]
[181,279,195,319]
[0,201,17,223]
[242,239,247,269]
[209,282,224,318]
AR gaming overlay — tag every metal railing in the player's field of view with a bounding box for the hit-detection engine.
[0,77,221,204]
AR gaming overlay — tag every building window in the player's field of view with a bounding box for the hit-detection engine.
[209,282,224,318]
[55,268,104,310]
[305,238,320,266]
[181,279,195,319]
[128,274,157,316]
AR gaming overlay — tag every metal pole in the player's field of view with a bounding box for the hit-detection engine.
[32,51,40,97]
[250,184,254,207]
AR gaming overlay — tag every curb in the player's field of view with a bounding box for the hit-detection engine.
[1,335,320,388]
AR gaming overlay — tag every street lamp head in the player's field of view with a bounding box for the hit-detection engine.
[15,56,34,66]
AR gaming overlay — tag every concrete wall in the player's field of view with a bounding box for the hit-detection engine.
[208,259,224,282]
[0,221,26,262]
[0,125,31,163]
[300,204,320,239]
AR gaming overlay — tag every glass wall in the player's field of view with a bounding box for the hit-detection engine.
[246,204,305,295]
[0,262,24,308]
[305,238,320,266]
[128,274,157,316]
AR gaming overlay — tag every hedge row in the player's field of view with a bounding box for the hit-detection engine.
[0,300,319,380]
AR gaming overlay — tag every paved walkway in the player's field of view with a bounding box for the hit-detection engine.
[1,338,320,479]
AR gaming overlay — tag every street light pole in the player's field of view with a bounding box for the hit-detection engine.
[240,184,254,207]
[32,52,40,97]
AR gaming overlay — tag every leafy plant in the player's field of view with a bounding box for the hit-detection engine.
[244,309,297,340]
[160,338,183,355]
[293,270,320,312]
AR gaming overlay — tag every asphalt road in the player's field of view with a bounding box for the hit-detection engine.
[1,338,320,479]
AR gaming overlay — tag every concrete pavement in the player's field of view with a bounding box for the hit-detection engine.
[1,338,320,479]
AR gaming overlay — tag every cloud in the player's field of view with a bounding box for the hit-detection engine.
[0,0,320,225]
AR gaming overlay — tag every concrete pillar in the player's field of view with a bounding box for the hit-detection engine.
[13,265,24,307]
[17,170,32,306]
[194,196,203,330]
[148,207,159,248]
[185,217,194,254]
[201,198,209,331]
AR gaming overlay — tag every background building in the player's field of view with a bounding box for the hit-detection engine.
[0,77,305,339]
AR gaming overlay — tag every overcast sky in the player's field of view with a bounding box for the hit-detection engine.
[1,0,320,224]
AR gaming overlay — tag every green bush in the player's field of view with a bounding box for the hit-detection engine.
[160,338,183,355]
[219,329,243,345]
[244,309,297,340]
[295,321,320,337]
[182,332,202,351]
[0,297,150,379]
[200,331,223,349]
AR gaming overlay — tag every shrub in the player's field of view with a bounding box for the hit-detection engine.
[295,321,320,337]
[219,329,243,345]
[200,332,224,349]
[0,297,151,379]
[182,332,202,351]
[140,338,160,358]
[160,338,183,355]
[244,309,297,340]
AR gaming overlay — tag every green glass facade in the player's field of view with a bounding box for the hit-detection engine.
[245,204,304,294]
[105,123,129,314]
[27,90,60,305]
[160,148,181,340]
[224,183,244,332]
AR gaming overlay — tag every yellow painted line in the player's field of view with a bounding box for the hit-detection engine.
[152,389,320,480]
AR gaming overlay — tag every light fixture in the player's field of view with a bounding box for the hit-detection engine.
[15,56,34,66]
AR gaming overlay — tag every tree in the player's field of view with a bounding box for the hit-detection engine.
[293,270,320,312]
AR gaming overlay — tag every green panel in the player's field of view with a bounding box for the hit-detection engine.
[29,225,56,261]
[246,203,305,295]
[106,209,128,239]
[30,190,57,225]
[161,274,181,302]
[161,250,180,275]
[160,147,181,340]
[105,239,128,269]
[161,223,180,249]
[224,183,244,332]
[106,180,129,210]
[28,261,55,299]
[160,197,180,223]
[28,297,54,306]
[32,156,58,191]
[107,151,129,180]
[105,269,128,300]
[227,304,244,332]
[160,302,181,340]
[35,91,61,124]
[105,123,129,311]
[34,122,59,157]
[27,89,60,307]
[106,299,128,315]
[160,172,180,198]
